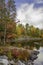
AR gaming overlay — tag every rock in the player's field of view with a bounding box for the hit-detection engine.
[30,54,38,61]
[0,55,8,59]
[16,60,25,65]
[32,51,39,55]
[0,58,9,65]
[9,60,15,65]
[29,51,39,61]
[23,60,34,65]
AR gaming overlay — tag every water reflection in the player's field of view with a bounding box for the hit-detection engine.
[34,47,43,65]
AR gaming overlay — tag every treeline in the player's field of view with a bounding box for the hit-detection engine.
[16,23,43,38]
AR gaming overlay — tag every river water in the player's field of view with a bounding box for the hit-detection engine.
[34,47,43,65]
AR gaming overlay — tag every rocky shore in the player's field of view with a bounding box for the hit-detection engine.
[13,50,39,65]
[0,50,39,65]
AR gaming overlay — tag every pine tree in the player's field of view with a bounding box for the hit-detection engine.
[7,0,16,21]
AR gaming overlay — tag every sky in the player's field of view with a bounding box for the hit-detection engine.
[15,0,43,29]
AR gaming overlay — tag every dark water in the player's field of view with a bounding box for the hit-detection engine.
[34,47,43,65]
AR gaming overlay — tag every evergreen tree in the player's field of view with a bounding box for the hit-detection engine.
[7,0,16,21]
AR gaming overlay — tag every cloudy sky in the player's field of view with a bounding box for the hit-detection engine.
[15,0,43,29]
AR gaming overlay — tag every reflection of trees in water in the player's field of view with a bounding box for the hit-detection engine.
[34,44,40,50]
[19,41,42,50]
[26,42,40,50]
[12,40,43,50]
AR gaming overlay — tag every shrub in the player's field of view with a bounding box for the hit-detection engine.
[12,48,30,61]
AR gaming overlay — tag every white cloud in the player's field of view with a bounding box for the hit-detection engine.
[36,0,43,3]
[17,3,43,29]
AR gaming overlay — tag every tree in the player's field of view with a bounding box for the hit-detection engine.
[7,0,16,21]
[25,23,29,35]
[0,0,16,45]
[16,24,25,37]
[40,29,43,38]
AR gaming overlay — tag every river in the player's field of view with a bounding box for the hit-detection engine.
[34,47,43,65]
